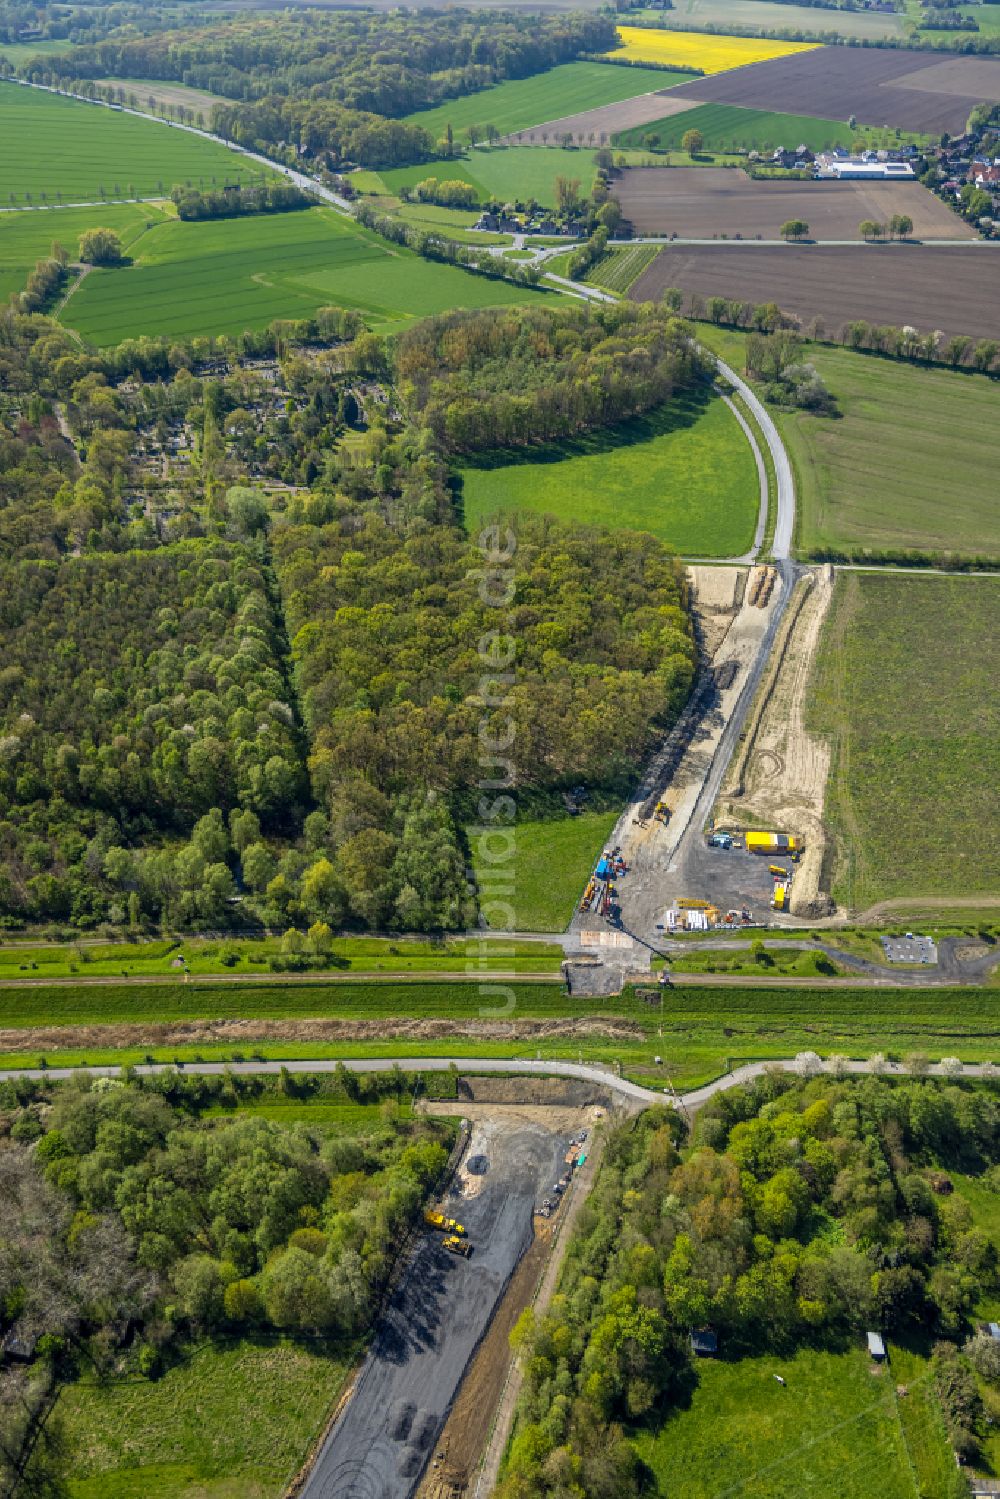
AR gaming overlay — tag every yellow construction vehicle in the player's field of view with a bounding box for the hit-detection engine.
[424,1210,466,1236]
[442,1235,472,1258]
[768,865,790,878]
[654,801,670,823]
[678,898,712,910]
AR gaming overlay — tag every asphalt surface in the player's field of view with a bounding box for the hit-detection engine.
[299,1122,568,1499]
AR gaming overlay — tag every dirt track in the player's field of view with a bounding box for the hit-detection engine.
[664,47,1000,134]
[716,566,835,918]
[631,243,1000,345]
[616,168,972,241]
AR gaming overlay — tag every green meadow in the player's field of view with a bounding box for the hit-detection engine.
[61,206,549,344]
[468,809,618,932]
[614,101,928,152]
[60,1339,350,1499]
[0,81,267,203]
[809,573,1000,913]
[458,392,759,557]
[377,144,657,209]
[634,1346,948,1499]
[403,60,688,140]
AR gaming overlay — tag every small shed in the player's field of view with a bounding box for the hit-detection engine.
[988,1323,1000,1342]
[691,1329,718,1357]
[867,1331,887,1362]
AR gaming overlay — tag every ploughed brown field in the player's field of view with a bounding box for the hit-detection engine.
[616,168,973,240]
[630,243,1000,344]
[665,48,1000,135]
[507,91,698,145]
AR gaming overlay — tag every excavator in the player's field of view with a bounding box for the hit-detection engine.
[424,1209,466,1236]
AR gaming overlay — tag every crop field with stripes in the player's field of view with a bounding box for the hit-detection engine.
[0,81,265,203]
[61,206,549,343]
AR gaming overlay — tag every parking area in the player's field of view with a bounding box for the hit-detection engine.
[881,933,938,964]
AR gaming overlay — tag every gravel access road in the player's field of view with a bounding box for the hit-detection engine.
[299,1120,569,1499]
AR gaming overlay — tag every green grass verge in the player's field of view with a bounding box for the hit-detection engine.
[457,390,759,557]
[8,983,1000,1091]
[0,935,564,980]
[468,810,617,932]
[402,61,687,141]
[60,205,550,344]
[634,1347,927,1499]
[614,100,928,152]
[809,573,1000,912]
[59,1338,350,1499]
[0,81,268,203]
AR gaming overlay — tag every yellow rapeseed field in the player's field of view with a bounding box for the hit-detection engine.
[610,27,820,74]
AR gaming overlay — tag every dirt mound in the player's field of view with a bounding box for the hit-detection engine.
[457,1076,611,1108]
[4,1013,645,1055]
[717,567,835,918]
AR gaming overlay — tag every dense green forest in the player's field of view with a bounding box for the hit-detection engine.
[0,1067,454,1493]
[0,302,698,933]
[397,303,708,452]
[500,1074,1000,1498]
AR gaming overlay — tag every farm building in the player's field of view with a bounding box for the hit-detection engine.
[819,157,916,180]
[867,1331,887,1361]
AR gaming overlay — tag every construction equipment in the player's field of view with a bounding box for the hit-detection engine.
[424,1210,466,1236]
[772,882,789,912]
[654,801,671,824]
[746,831,798,855]
[708,833,732,849]
[768,864,790,878]
[442,1235,472,1258]
[678,898,712,910]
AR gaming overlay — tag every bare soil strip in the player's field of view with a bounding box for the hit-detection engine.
[506,91,700,144]
[0,1014,645,1055]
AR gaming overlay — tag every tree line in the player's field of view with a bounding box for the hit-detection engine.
[170,179,313,222]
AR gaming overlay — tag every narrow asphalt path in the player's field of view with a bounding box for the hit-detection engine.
[0,1054,994,1107]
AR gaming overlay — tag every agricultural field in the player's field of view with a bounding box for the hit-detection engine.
[0,38,74,63]
[614,101,929,152]
[808,574,1000,913]
[394,201,510,243]
[663,46,1000,134]
[695,324,1000,560]
[468,810,618,931]
[634,1348,929,1499]
[402,60,679,140]
[584,241,660,292]
[0,198,172,304]
[781,344,1000,559]
[458,391,759,559]
[609,26,820,73]
[615,168,967,240]
[0,81,267,203]
[60,206,549,344]
[631,243,1000,346]
[93,76,229,118]
[59,1339,350,1499]
[509,90,698,147]
[648,0,906,38]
